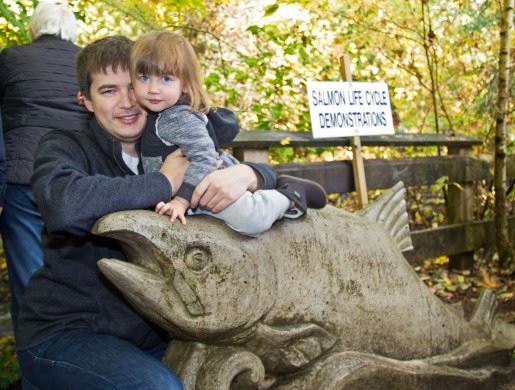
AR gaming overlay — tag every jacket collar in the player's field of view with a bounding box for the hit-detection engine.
[88,116,157,174]
[33,34,67,43]
[88,117,135,174]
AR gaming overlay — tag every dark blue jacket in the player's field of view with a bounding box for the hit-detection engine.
[0,35,89,184]
[16,117,174,349]
[16,115,277,350]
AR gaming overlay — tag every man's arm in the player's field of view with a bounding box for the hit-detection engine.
[190,164,261,213]
[31,130,175,236]
[189,160,278,213]
[244,162,277,190]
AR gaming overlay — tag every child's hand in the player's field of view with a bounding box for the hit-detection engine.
[155,197,190,225]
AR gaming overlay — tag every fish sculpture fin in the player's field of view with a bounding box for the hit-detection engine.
[244,322,337,374]
[470,289,497,328]
[358,181,414,252]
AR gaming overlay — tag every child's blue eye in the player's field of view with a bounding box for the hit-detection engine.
[162,75,175,83]
[138,74,149,82]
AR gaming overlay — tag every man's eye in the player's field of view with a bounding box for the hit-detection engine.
[101,89,115,95]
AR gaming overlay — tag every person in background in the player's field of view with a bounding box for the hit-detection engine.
[0,1,89,322]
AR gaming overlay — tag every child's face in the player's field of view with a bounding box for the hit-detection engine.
[133,73,185,113]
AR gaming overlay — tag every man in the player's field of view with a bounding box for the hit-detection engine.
[15,36,277,389]
[0,1,89,320]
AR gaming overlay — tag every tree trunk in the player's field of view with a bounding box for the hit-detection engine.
[494,0,514,265]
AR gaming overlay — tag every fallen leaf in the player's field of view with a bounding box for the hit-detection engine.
[478,267,502,289]
[433,256,449,265]
[280,137,291,146]
[499,292,513,300]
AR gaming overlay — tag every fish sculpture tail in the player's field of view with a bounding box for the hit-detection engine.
[358,181,414,252]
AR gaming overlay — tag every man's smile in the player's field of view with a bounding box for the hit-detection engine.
[117,111,142,125]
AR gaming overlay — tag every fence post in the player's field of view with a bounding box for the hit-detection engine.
[232,148,269,164]
[447,146,475,269]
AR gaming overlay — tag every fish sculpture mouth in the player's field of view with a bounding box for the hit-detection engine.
[93,210,275,340]
[93,214,215,337]
[101,253,206,318]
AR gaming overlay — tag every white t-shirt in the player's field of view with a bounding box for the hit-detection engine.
[122,151,140,174]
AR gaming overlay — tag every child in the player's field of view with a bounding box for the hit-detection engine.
[130,31,326,236]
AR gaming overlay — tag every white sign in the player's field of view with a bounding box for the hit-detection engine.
[307,81,394,138]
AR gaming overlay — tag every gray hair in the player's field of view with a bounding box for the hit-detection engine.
[29,1,77,41]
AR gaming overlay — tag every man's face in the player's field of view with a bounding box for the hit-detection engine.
[83,67,147,148]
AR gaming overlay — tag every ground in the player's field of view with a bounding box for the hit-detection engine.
[415,250,515,325]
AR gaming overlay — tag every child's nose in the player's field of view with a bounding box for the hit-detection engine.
[149,80,160,93]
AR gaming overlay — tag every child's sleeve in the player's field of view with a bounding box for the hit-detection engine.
[157,106,219,202]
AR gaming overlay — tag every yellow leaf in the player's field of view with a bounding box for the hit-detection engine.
[433,256,449,265]
[499,292,513,300]
[478,267,502,289]
[280,137,291,146]
[320,151,334,162]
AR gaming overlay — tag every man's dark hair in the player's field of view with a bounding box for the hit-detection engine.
[76,36,133,99]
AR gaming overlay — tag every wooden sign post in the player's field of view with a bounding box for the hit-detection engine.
[306,57,394,208]
[339,54,368,207]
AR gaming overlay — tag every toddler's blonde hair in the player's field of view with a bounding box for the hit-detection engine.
[131,31,210,113]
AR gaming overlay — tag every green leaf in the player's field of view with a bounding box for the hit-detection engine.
[263,3,279,17]
[246,25,261,35]
[204,72,220,89]
[242,55,258,67]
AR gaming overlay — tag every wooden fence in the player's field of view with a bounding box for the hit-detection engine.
[226,131,515,267]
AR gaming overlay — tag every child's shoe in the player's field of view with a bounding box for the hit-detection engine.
[276,175,327,219]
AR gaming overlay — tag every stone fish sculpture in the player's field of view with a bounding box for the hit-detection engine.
[93,183,514,389]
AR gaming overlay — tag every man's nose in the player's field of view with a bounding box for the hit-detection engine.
[119,89,135,108]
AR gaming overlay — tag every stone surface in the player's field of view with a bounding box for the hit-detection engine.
[93,184,514,389]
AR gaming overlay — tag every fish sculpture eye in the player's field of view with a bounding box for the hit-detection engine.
[183,246,211,271]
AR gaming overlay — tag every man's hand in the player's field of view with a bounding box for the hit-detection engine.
[155,196,189,225]
[160,149,189,195]
[190,164,259,213]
